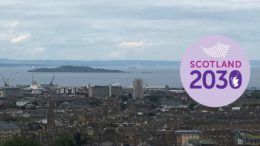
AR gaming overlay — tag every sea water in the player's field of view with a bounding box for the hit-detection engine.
[0,66,259,88]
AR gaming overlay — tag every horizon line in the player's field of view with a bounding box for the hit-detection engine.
[1,58,260,62]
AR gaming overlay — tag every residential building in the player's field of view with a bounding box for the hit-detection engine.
[0,87,21,98]
[0,121,21,145]
[234,130,260,145]
[109,84,123,97]
[89,86,109,98]
[175,130,202,146]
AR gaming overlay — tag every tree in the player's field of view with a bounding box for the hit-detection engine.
[55,135,77,146]
[188,103,196,109]
[74,132,81,146]
[2,137,40,146]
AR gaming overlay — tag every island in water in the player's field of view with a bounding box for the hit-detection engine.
[28,65,125,73]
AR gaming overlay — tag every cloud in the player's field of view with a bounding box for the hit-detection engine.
[2,21,19,28]
[0,0,260,60]
[124,0,260,11]
[10,33,31,44]
[108,48,145,59]
[172,0,260,10]
[109,41,151,59]
[117,41,149,48]
[9,21,19,28]
[109,51,121,58]
[0,46,46,59]
[26,47,46,55]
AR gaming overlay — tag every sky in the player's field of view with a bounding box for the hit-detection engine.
[0,0,260,60]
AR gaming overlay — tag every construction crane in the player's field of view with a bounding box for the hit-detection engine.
[1,74,9,87]
[144,79,149,88]
[49,74,55,86]
[31,73,37,86]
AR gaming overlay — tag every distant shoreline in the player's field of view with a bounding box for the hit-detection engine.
[0,59,259,68]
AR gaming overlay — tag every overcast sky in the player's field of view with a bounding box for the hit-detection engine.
[0,0,259,60]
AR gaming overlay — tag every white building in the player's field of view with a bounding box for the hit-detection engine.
[133,79,144,99]
[16,100,29,107]
[58,87,78,95]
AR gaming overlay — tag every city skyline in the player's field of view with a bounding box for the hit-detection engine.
[0,0,260,61]
[0,1,259,146]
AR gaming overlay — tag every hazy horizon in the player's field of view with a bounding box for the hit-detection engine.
[1,58,260,62]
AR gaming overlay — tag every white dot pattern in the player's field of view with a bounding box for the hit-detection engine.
[202,42,230,58]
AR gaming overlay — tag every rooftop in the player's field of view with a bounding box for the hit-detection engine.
[0,121,20,130]
[175,130,202,134]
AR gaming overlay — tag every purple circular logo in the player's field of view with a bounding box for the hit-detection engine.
[180,35,250,107]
